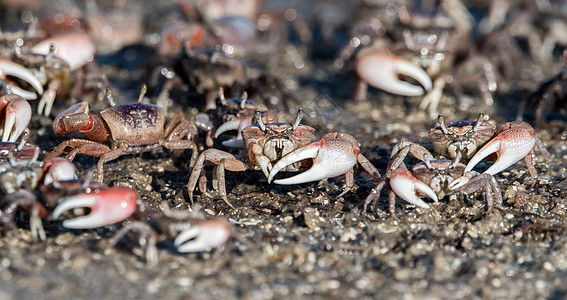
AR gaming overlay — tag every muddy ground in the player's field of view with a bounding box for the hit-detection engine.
[1,0,567,299]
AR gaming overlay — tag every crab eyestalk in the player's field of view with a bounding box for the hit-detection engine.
[423,153,433,169]
[105,89,116,107]
[137,84,147,104]
[438,115,449,134]
[472,113,485,132]
[239,91,248,109]
[254,110,266,131]
[292,108,303,130]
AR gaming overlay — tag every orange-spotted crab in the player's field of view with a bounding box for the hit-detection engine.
[44,85,199,182]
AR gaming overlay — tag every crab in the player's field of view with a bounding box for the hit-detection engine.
[44,85,199,182]
[364,152,502,215]
[0,147,78,240]
[195,88,277,148]
[0,94,31,142]
[110,202,232,266]
[187,109,314,207]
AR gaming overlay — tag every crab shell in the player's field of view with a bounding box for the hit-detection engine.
[100,103,165,145]
[428,120,496,160]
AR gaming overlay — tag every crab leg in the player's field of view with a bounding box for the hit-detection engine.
[268,136,357,185]
[174,218,231,253]
[356,49,432,97]
[463,121,538,176]
[0,58,44,99]
[52,186,138,229]
[389,168,438,208]
[0,95,31,142]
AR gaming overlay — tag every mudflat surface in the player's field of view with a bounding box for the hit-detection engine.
[1,0,567,299]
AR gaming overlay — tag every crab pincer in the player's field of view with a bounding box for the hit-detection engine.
[52,186,138,229]
[356,47,432,99]
[389,168,439,209]
[0,94,31,142]
[0,58,44,100]
[268,132,380,193]
[174,218,232,253]
[462,121,551,178]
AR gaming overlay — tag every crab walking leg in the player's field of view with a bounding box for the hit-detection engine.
[174,218,231,253]
[268,137,357,185]
[52,186,138,229]
[356,49,432,97]
[389,168,438,208]
[1,95,32,142]
[0,59,44,99]
[464,122,537,176]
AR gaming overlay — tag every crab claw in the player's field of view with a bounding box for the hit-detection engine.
[0,58,44,99]
[52,186,138,229]
[174,218,232,253]
[215,118,244,148]
[42,157,79,185]
[268,137,357,184]
[390,168,438,208]
[0,95,32,142]
[464,121,536,176]
[356,49,432,97]
[31,32,96,71]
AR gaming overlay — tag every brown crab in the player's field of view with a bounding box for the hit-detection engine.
[364,153,502,215]
[44,85,199,182]
[187,109,314,207]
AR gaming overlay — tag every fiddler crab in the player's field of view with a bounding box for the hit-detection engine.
[0,32,95,116]
[188,109,380,207]
[365,114,552,214]
[195,87,277,148]
[44,84,199,182]
[0,145,137,240]
[110,202,232,266]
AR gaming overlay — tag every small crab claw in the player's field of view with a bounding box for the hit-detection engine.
[174,218,232,253]
[0,59,44,99]
[268,138,357,185]
[42,157,79,185]
[464,122,536,176]
[215,118,244,148]
[389,168,438,208]
[356,49,432,97]
[0,95,32,142]
[52,186,138,229]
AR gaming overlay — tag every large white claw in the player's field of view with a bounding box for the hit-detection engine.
[31,32,96,71]
[389,168,438,208]
[215,119,245,148]
[464,127,536,176]
[1,95,32,142]
[356,50,432,97]
[52,186,138,229]
[0,59,44,99]
[268,139,357,185]
[174,218,231,253]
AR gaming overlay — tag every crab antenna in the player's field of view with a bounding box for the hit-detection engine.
[105,89,116,107]
[138,84,147,104]
[255,110,266,131]
[438,115,448,134]
[292,108,303,130]
[240,91,248,109]
[450,151,462,169]
[423,153,433,170]
[218,87,227,106]
[473,113,485,132]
